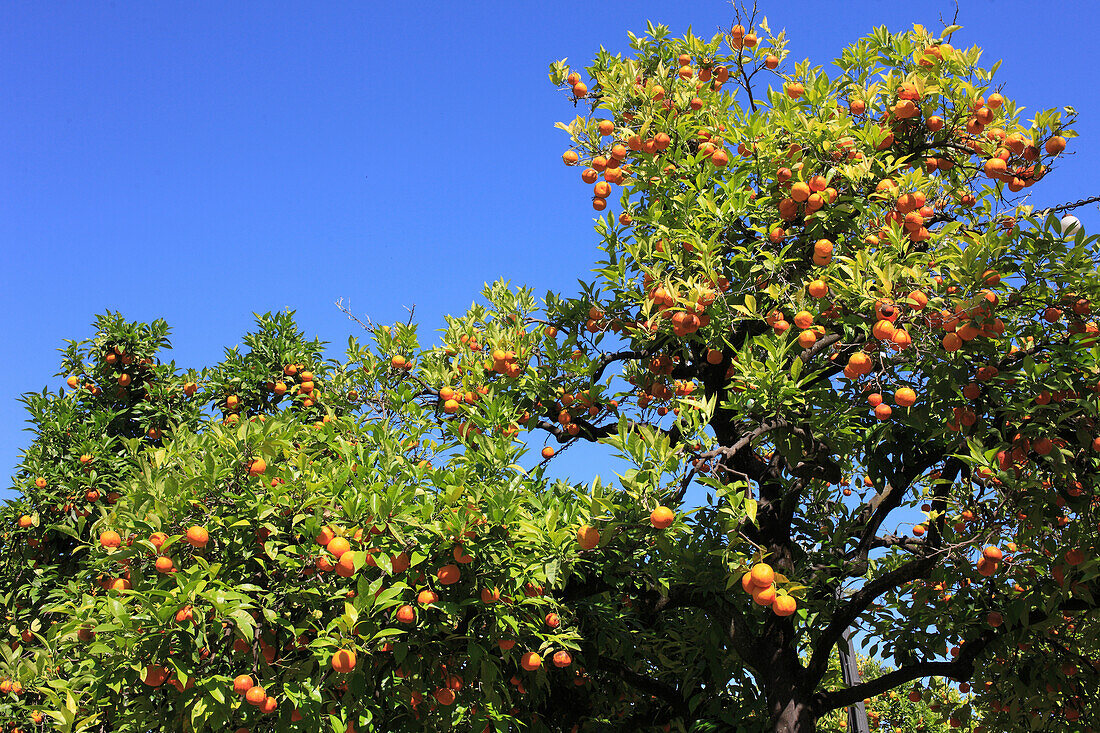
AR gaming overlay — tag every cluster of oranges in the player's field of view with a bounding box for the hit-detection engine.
[739,563,798,617]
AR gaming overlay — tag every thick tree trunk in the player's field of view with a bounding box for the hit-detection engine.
[772,698,816,733]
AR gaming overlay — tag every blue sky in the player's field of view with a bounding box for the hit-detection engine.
[3,0,1098,496]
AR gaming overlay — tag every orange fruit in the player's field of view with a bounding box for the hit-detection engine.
[143,665,169,687]
[649,506,675,529]
[752,584,777,605]
[520,652,542,671]
[334,552,356,577]
[245,685,267,706]
[552,650,573,667]
[327,536,351,557]
[185,526,209,548]
[99,531,122,549]
[773,595,797,617]
[894,388,917,407]
[750,563,774,587]
[247,458,267,476]
[437,564,460,585]
[233,675,254,696]
[541,447,555,459]
[315,525,336,546]
[331,649,357,673]
[417,589,439,606]
[577,524,600,550]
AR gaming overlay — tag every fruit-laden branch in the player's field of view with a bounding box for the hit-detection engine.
[813,598,1093,713]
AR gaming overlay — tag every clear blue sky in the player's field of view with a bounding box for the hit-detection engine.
[3,0,1098,495]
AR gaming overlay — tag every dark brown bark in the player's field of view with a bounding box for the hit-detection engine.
[773,700,816,733]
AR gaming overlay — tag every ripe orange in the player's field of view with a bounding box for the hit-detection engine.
[752,584,777,605]
[773,595,797,617]
[17,515,32,529]
[894,388,917,407]
[247,458,267,476]
[577,524,600,550]
[327,536,351,557]
[541,446,555,459]
[335,552,356,577]
[233,675,254,695]
[331,649,357,673]
[650,506,675,529]
[315,525,336,546]
[245,685,267,706]
[552,650,573,667]
[812,239,833,265]
[750,563,774,587]
[185,526,209,548]
[143,665,169,687]
[520,652,542,671]
[100,531,122,549]
[155,556,174,573]
[437,564,460,585]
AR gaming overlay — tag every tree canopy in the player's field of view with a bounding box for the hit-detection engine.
[3,11,1099,733]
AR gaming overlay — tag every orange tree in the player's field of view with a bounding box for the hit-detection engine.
[3,12,1100,733]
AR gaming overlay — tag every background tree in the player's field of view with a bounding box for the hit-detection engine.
[3,11,1100,733]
